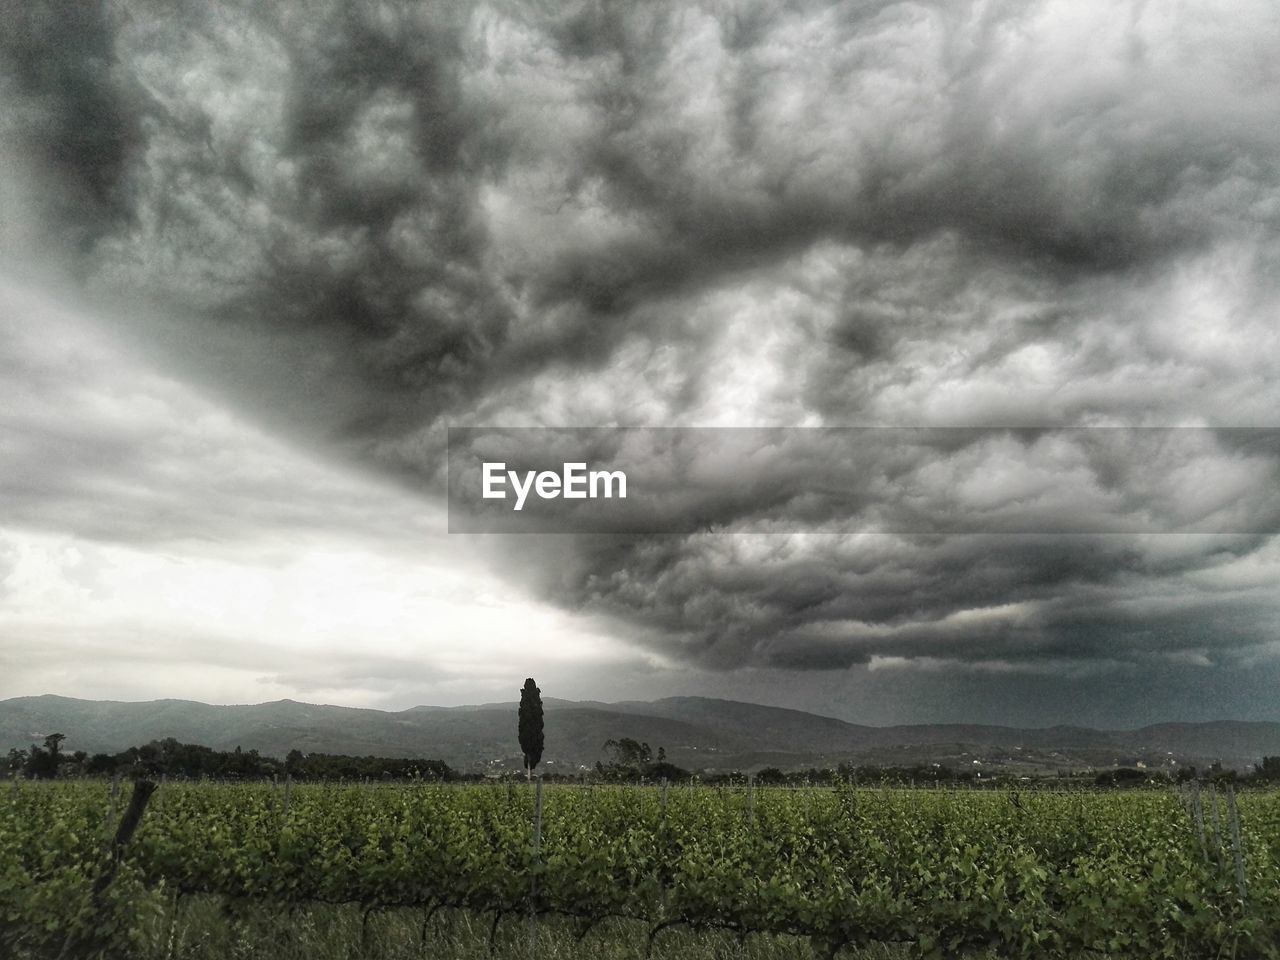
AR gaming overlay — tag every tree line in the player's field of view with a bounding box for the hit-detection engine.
[6,733,466,782]
[11,673,1280,788]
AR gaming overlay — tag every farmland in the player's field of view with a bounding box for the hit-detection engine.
[4,780,1279,959]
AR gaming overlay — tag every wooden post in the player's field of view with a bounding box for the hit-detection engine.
[746,772,755,827]
[105,775,121,841]
[1226,785,1247,901]
[59,780,158,960]
[1209,785,1225,866]
[1192,783,1207,859]
[528,776,544,950]
[533,776,543,852]
[283,773,292,817]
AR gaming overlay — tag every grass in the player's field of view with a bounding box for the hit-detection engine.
[151,896,919,960]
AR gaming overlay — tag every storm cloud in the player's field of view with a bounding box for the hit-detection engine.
[3,0,1280,718]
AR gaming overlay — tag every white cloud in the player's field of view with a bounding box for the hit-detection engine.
[0,277,635,706]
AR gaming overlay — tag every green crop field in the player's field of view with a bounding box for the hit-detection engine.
[3,780,1278,959]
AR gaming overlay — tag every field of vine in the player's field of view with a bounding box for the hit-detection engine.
[4,780,1280,959]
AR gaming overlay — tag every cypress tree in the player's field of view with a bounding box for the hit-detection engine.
[518,678,544,780]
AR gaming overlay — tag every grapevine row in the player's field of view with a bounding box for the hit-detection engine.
[4,782,1280,958]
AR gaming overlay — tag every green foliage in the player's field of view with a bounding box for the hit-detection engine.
[1095,767,1150,787]
[7,781,1280,958]
[597,739,690,782]
[18,734,66,780]
[62,736,459,782]
[1,781,165,957]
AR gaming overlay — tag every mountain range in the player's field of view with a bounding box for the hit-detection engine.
[4,694,1278,774]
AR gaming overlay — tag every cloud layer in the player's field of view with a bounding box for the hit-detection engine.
[4,0,1280,717]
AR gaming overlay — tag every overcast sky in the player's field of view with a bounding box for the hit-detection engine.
[2,0,1280,727]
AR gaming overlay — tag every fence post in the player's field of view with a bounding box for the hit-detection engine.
[59,780,158,960]
[1226,785,1247,902]
[528,776,544,949]
[1192,783,1207,859]
[1209,785,1225,867]
[104,775,122,842]
[534,777,544,852]
[746,772,755,827]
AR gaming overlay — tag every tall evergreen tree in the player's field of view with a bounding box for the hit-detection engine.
[518,678,544,780]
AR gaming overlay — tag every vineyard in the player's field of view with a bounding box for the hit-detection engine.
[4,780,1280,959]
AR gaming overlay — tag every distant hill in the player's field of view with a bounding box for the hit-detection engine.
[3,694,1278,774]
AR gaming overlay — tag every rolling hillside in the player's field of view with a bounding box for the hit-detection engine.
[3,694,1278,774]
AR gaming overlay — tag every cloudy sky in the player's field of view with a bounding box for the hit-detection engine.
[2,0,1280,727]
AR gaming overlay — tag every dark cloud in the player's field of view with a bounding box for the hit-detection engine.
[4,0,1280,719]
[8,1,516,446]
[498,530,1276,673]
[0,1,140,248]
[446,427,1280,536]
[9,1,1280,434]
